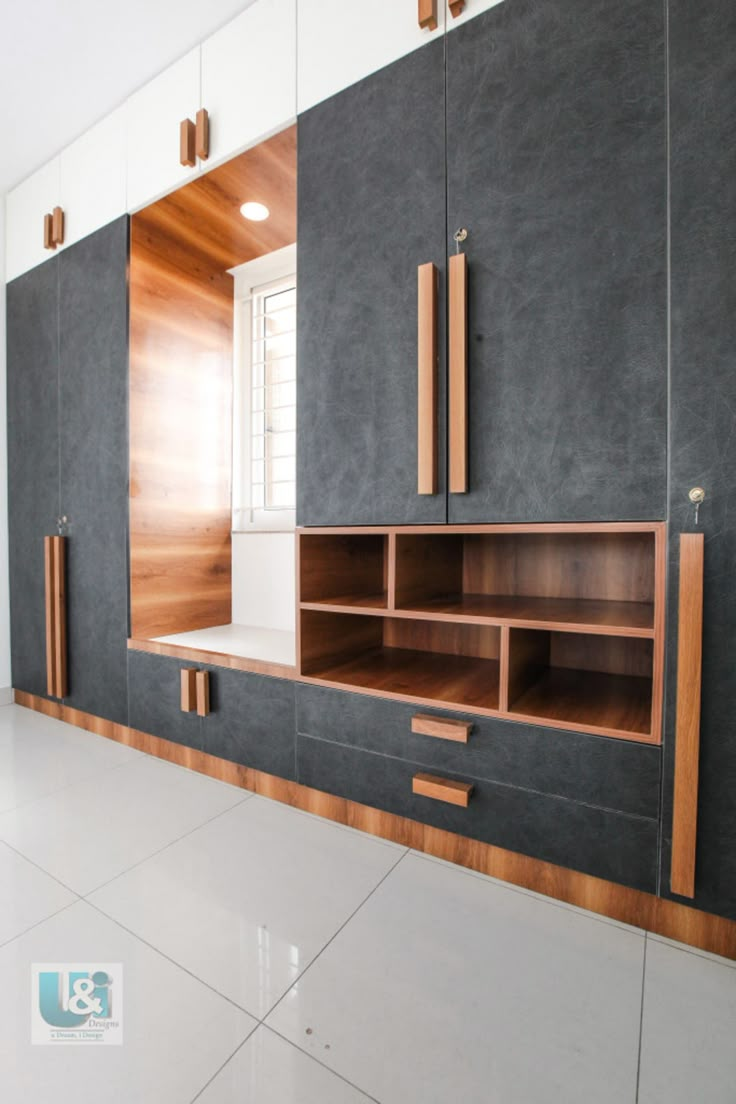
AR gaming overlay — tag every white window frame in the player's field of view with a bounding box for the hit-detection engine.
[231,243,297,533]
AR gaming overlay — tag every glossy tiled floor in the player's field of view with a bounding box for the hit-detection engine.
[0,703,734,1103]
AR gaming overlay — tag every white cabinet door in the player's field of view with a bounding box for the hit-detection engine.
[298,0,445,114]
[60,106,127,248]
[5,158,61,282]
[447,0,506,30]
[126,47,201,212]
[202,0,296,168]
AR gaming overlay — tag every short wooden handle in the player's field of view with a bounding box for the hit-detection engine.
[411,713,471,743]
[180,668,197,712]
[180,118,196,167]
[195,108,210,161]
[52,206,65,246]
[43,213,56,251]
[417,262,438,495]
[449,251,468,493]
[670,533,705,898]
[412,772,473,807]
[418,0,438,31]
[44,536,67,699]
[448,0,465,16]
[196,670,210,717]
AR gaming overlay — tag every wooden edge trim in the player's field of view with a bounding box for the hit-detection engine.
[411,712,471,743]
[52,206,65,246]
[297,523,667,536]
[417,262,438,495]
[386,532,397,611]
[196,670,210,717]
[14,691,736,962]
[671,533,705,898]
[418,0,438,31]
[498,626,510,712]
[180,118,196,167]
[448,252,468,494]
[413,772,473,807]
[53,536,68,699]
[195,108,209,161]
[128,638,296,681]
[650,523,667,742]
[180,668,197,712]
[44,538,57,697]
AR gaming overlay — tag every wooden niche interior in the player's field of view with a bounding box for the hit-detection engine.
[129,127,297,640]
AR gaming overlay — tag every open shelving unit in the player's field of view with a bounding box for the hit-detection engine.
[297,524,666,744]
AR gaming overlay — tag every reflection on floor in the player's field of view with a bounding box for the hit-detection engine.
[0,702,734,1103]
[153,622,296,667]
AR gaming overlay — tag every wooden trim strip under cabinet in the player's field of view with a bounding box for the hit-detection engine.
[417,262,438,495]
[411,713,471,743]
[13,691,736,961]
[44,537,67,699]
[413,772,474,807]
[670,533,705,898]
[448,252,468,493]
[418,0,438,31]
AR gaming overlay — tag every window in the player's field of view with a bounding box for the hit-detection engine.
[232,245,296,531]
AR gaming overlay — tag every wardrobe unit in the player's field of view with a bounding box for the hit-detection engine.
[4,0,736,950]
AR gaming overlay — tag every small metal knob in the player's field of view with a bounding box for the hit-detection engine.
[688,488,705,505]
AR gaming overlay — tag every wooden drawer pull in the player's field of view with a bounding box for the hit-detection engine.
[180,668,197,712]
[52,206,65,246]
[43,213,55,251]
[196,670,210,717]
[417,262,438,495]
[412,772,473,807]
[670,533,705,898]
[418,0,438,31]
[448,250,468,493]
[180,118,196,167]
[195,108,210,161]
[449,0,465,16]
[411,713,471,743]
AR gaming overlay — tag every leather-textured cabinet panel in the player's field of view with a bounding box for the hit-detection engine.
[203,666,296,781]
[6,260,60,698]
[127,650,201,751]
[446,0,667,522]
[297,40,447,526]
[297,733,659,893]
[60,217,130,726]
[296,684,661,819]
[661,0,736,920]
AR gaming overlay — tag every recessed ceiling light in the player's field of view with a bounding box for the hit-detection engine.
[240,201,270,222]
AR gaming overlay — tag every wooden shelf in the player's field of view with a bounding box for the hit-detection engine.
[301,592,388,613]
[304,647,501,712]
[509,668,653,738]
[395,594,654,635]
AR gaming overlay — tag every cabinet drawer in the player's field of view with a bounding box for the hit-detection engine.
[296,685,661,819]
[203,666,296,781]
[128,650,202,750]
[297,734,658,893]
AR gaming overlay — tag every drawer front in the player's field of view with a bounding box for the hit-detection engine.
[296,685,661,819]
[297,734,659,894]
[128,650,202,750]
[203,666,296,781]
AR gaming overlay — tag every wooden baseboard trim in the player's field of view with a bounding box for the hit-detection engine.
[14,690,736,961]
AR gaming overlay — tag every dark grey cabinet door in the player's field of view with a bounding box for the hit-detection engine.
[59,218,130,726]
[661,0,736,921]
[203,666,296,780]
[297,40,447,526]
[446,0,667,523]
[128,650,201,750]
[6,260,60,698]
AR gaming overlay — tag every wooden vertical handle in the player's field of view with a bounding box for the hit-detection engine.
[417,262,438,495]
[418,0,438,30]
[449,252,468,493]
[44,536,67,699]
[180,668,197,712]
[43,214,55,251]
[670,533,705,898]
[196,670,210,717]
[448,0,465,16]
[180,118,196,167]
[195,108,210,161]
[52,206,65,246]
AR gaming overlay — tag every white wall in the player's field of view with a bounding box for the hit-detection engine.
[0,202,12,695]
[231,532,295,633]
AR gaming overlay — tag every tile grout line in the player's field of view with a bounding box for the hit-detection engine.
[635,934,649,1103]
[187,1031,258,1104]
[267,1024,381,1104]
[0,897,81,953]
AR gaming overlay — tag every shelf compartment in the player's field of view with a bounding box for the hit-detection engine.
[300,532,388,609]
[300,610,500,712]
[507,628,653,738]
[394,531,656,635]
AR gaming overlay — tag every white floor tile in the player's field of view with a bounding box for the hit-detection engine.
[0,755,248,895]
[638,937,736,1104]
[0,900,256,1104]
[0,705,142,814]
[196,1026,373,1103]
[0,842,77,946]
[89,796,405,1017]
[267,853,645,1104]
